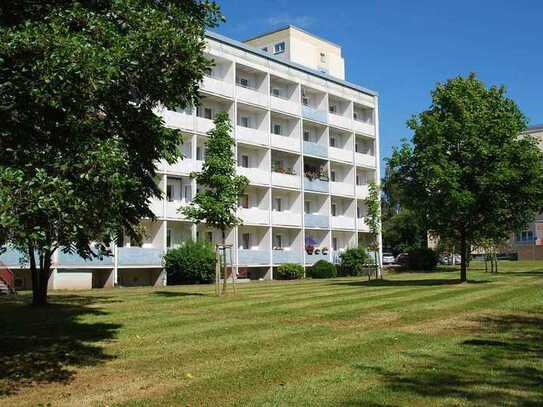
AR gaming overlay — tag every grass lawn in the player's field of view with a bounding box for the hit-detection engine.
[1,261,542,406]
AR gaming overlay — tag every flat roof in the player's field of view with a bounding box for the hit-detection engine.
[243,25,342,49]
[206,30,377,97]
[527,124,543,132]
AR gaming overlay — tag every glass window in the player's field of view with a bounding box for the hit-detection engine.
[274,42,285,54]
[303,131,310,142]
[166,185,173,202]
[274,198,282,212]
[329,105,336,113]
[240,194,249,209]
[242,233,250,250]
[330,136,336,147]
[262,46,268,52]
[273,124,282,135]
[304,201,311,214]
[241,155,249,168]
[330,170,336,182]
[207,232,213,243]
[204,108,212,119]
[332,237,337,251]
[274,235,282,248]
[239,77,249,88]
[331,203,337,217]
[166,229,172,248]
[240,116,250,128]
[320,52,326,63]
[272,88,281,97]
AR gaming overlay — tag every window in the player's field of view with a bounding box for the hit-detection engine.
[272,88,281,97]
[320,52,326,63]
[240,116,250,128]
[304,201,311,214]
[239,77,249,88]
[303,131,310,142]
[274,234,282,249]
[205,67,213,77]
[204,107,212,119]
[166,185,173,202]
[241,155,249,168]
[184,185,191,201]
[329,105,336,114]
[330,136,336,147]
[353,112,358,121]
[274,42,285,54]
[196,146,202,161]
[331,203,337,217]
[240,194,249,209]
[356,175,361,185]
[357,206,363,218]
[330,170,336,182]
[332,237,338,251]
[302,96,309,106]
[273,124,282,135]
[207,231,213,243]
[242,233,250,250]
[166,229,172,248]
[274,198,282,212]
[262,46,268,52]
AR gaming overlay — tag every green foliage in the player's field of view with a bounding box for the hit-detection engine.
[307,260,337,279]
[338,247,369,276]
[405,248,438,271]
[0,0,222,304]
[364,182,381,251]
[164,240,216,284]
[182,112,249,242]
[275,263,304,280]
[396,73,543,280]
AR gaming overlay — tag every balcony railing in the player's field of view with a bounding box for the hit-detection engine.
[271,134,300,152]
[328,112,352,130]
[329,146,353,163]
[239,207,269,225]
[117,247,163,267]
[195,116,214,134]
[57,251,114,267]
[272,250,301,264]
[355,152,376,168]
[238,167,269,185]
[272,211,301,227]
[157,159,202,175]
[331,215,356,230]
[162,109,194,131]
[236,125,269,146]
[330,181,354,197]
[303,141,328,158]
[356,217,370,232]
[353,118,375,136]
[304,213,329,228]
[302,105,327,123]
[202,75,234,97]
[237,85,268,107]
[238,249,270,265]
[356,184,370,199]
[304,178,329,193]
[272,172,300,189]
[271,95,300,115]
[306,252,330,264]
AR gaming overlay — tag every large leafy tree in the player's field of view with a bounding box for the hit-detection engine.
[396,73,543,281]
[182,112,249,292]
[0,0,223,305]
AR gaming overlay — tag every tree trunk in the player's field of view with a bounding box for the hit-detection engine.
[30,248,52,306]
[460,232,467,282]
[221,230,227,294]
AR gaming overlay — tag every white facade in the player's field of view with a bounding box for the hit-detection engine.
[2,28,381,288]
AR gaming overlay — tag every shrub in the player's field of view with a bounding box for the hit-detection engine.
[339,247,369,276]
[308,260,337,279]
[164,240,216,284]
[275,263,304,280]
[406,248,438,270]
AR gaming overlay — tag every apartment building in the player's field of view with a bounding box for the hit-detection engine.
[510,124,543,260]
[1,25,380,289]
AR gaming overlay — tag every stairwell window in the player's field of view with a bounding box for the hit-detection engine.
[274,42,285,54]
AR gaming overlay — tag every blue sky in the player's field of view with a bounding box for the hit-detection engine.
[214,0,543,168]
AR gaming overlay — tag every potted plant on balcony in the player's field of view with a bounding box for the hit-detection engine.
[321,247,329,255]
[305,244,315,255]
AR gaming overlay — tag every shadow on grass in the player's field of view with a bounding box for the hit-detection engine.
[331,278,490,287]
[153,291,206,298]
[348,313,543,406]
[0,294,120,397]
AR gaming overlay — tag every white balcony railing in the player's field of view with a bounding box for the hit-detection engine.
[330,181,354,197]
[356,217,370,232]
[271,134,300,152]
[237,166,269,185]
[236,126,269,146]
[165,201,189,219]
[157,159,202,175]
[202,76,234,98]
[195,116,214,134]
[271,172,300,189]
[149,199,164,218]
[237,85,268,107]
[239,207,269,225]
[356,184,370,199]
[272,211,301,227]
[355,152,376,168]
[353,119,375,136]
[270,95,300,115]
[328,113,352,130]
[331,215,356,230]
[162,110,193,131]
[329,146,353,163]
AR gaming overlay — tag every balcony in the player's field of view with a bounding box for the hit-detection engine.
[304,178,329,193]
[329,147,353,163]
[330,181,354,197]
[356,185,370,199]
[355,152,376,168]
[272,211,301,227]
[353,119,375,136]
[0,247,27,268]
[357,217,370,232]
[237,85,268,107]
[271,134,300,152]
[238,167,269,185]
[328,113,352,130]
[303,141,327,158]
[165,201,189,219]
[272,172,300,189]
[238,249,270,265]
[271,95,300,116]
[202,76,234,98]
[304,213,329,228]
[195,116,214,134]
[272,250,301,264]
[302,105,327,123]
[236,126,269,147]
[239,208,269,225]
[157,159,202,175]
[162,110,193,131]
[57,251,114,267]
[117,247,163,267]
[306,252,330,265]
[331,215,356,230]
[149,199,164,218]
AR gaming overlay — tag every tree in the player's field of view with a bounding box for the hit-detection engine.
[182,112,249,293]
[0,1,223,305]
[364,181,382,278]
[396,73,543,281]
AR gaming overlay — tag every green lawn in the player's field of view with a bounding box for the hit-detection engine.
[1,261,542,406]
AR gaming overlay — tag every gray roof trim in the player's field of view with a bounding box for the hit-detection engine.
[527,124,543,132]
[206,30,378,97]
[242,25,342,49]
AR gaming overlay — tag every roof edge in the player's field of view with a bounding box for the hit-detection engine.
[243,25,342,49]
[206,30,378,98]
